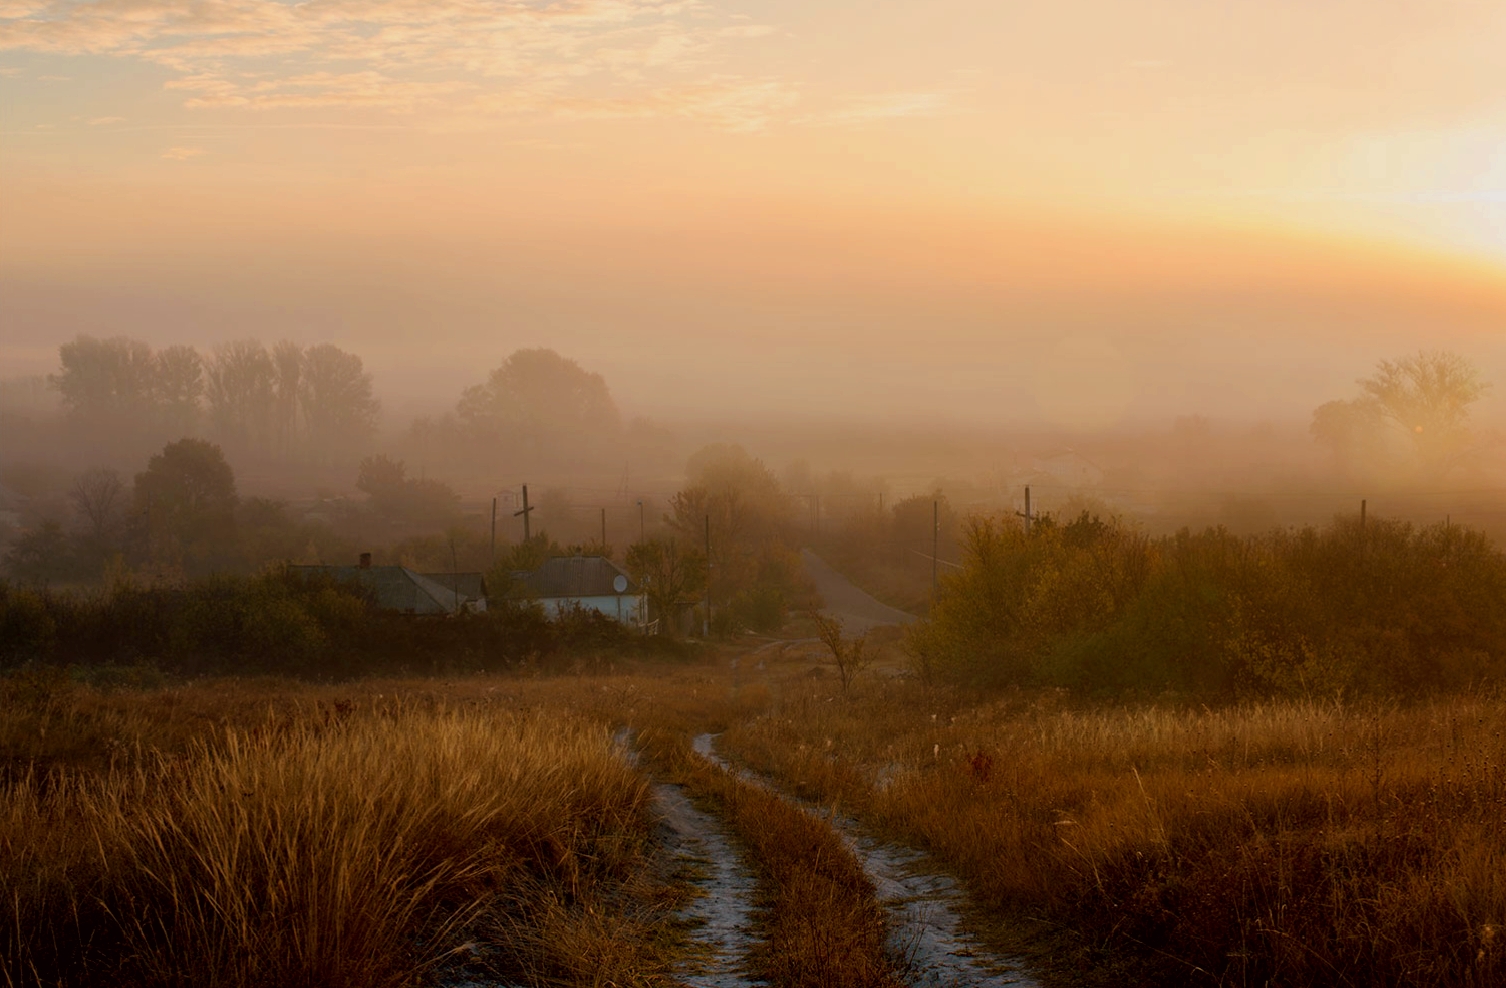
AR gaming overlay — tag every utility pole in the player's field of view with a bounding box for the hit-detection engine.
[932,499,939,593]
[514,485,534,542]
[1017,485,1034,535]
[704,514,711,637]
[637,499,645,543]
[878,491,884,515]
[490,497,497,566]
[601,507,607,551]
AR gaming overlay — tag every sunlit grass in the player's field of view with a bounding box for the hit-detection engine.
[723,679,1506,986]
[2,696,666,988]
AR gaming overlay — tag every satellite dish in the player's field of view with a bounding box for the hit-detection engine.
[613,574,629,594]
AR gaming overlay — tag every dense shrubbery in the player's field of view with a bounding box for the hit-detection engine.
[911,511,1506,696]
[0,568,682,678]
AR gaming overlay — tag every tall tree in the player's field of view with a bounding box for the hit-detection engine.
[50,336,156,421]
[457,349,618,448]
[625,536,706,635]
[133,438,239,572]
[1314,351,1492,478]
[153,345,205,435]
[301,344,378,454]
[1358,350,1490,474]
[206,340,275,452]
[271,340,304,456]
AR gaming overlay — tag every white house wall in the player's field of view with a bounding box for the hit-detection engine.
[540,595,646,624]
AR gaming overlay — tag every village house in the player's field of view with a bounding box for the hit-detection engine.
[511,555,646,626]
[292,555,485,615]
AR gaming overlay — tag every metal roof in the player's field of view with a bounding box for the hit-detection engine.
[291,565,465,615]
[513,556,637,598]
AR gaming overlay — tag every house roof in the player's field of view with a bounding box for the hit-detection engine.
[514,556,637,598]
[422,572,486,602]
[291,565,465,614]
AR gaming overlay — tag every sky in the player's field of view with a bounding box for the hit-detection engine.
[3,0,1506,428]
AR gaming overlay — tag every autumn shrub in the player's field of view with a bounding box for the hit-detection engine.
[914,512,1506,697]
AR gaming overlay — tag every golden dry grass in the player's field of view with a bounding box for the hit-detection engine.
[1,690,673,988]
[718,670,1506,987]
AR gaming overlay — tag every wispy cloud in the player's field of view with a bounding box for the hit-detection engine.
[87,114,124,124]
[160,145,205,160]
[0,1,956,133]
[798,90,960,128]
[0,0,781,123]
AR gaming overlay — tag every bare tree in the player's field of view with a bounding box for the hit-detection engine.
[813,612,872,693]
[69,468,125,544]
[625,536,706,636]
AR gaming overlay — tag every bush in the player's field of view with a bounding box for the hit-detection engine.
[916,512,1506,698]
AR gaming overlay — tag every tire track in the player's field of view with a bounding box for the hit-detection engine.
[691,733,1038,988]
[615,730,764,988]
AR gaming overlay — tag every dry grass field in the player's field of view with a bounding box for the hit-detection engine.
[718,656,1506,987]
[5,654,1505,987]
[1,674,680,988]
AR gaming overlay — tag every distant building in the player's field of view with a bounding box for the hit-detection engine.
[292,555,484,615]
[511,555,645,625]
[1029,448,1105,489]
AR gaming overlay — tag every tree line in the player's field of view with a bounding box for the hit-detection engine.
[48,335,379,461]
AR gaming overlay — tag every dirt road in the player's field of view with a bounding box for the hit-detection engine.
[801,549,918,635]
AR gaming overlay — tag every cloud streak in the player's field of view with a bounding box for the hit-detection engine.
[0,1,956,132]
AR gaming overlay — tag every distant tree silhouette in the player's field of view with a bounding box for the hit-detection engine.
[50,335,156,422]
[1313,351,1491,478]
[206,340,275,453]
[153,345,205,435]
[457,348,618,453]
[300,343,379,454]
[134,438,239,573]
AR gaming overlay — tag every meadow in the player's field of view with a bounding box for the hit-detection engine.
[4,615,1505,986]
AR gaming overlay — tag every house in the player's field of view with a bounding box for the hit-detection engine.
[291,555,483,615]
[512,555,645,625]
[1029,448,1105,489]
[423,572,488,613]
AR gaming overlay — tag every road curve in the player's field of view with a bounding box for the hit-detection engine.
[801,548,918,634]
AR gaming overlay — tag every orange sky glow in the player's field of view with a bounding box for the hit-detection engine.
[2,0,1504,427]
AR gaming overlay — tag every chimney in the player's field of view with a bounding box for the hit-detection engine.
[359,552,372,569]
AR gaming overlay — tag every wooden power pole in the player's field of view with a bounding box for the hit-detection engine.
[514,485,534,541]
[1017,485,1034,535]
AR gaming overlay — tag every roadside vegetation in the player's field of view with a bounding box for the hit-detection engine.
[910,510,1506,697]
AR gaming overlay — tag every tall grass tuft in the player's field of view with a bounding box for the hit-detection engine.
[2,704,658,988]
